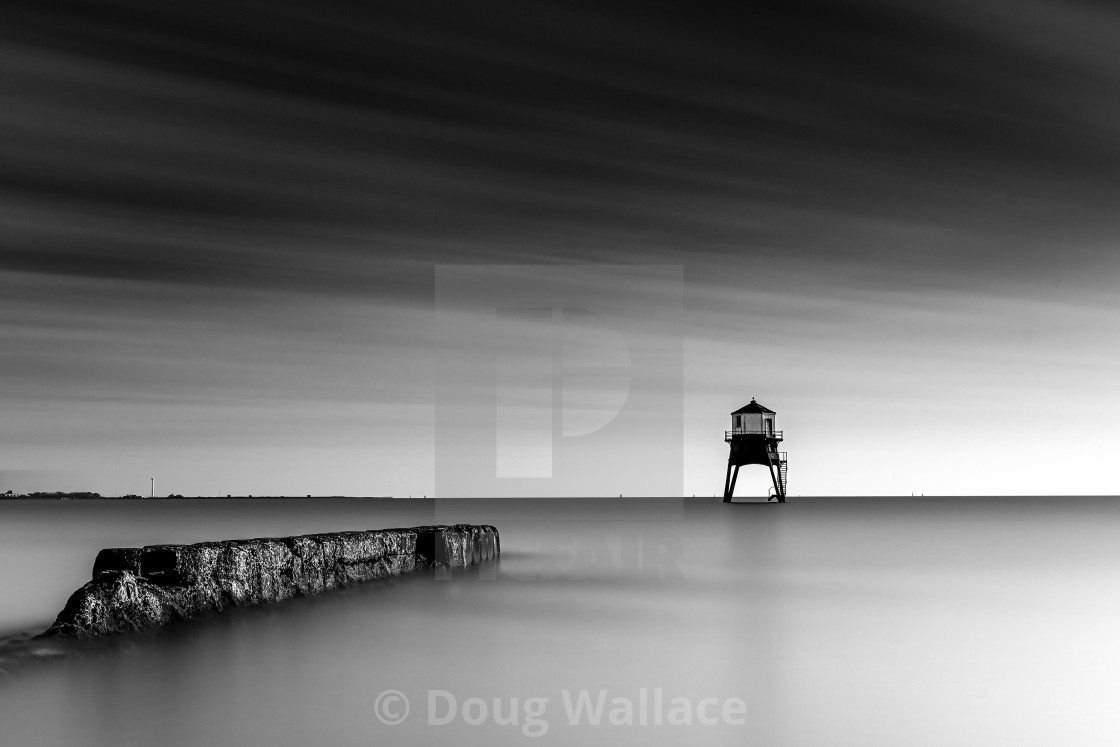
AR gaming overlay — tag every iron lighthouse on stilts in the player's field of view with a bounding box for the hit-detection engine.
[724,398,787,502]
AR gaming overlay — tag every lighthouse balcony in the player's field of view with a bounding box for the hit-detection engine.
[725,429,783,441]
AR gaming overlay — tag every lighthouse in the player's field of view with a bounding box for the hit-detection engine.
[724,399,787,502]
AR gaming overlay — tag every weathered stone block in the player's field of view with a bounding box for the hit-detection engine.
[92,547,142,579]
[215,540,263,606]
[284,535,326,596]
[414,525,450,567]
[140,543,222,586]
[49,571,170,639]
[255,539,296,603]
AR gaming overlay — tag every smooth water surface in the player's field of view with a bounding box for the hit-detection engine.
[2,496,1120,745]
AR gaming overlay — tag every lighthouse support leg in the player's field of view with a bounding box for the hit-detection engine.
[724,463,739,502]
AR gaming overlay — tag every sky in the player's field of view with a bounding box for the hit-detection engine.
[2,0,1120,496]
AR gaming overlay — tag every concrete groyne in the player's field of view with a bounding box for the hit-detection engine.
[44,524,499,638]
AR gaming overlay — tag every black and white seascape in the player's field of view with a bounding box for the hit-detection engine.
[3,1,1120,745]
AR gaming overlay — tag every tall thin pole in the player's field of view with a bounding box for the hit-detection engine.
[150,477,154,498]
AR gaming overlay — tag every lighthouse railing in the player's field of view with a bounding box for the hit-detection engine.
[725,429,783,440]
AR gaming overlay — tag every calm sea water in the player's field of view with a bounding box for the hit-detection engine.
[2,496,1120,746]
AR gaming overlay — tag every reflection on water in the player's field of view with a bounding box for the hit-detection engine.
[3,497,1120,745]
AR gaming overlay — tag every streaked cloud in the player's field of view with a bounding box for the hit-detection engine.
[2,0,1119,494]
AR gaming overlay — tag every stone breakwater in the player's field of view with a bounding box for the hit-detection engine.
[44,524,500,638]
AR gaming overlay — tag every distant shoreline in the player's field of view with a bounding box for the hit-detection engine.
[0,492,397,501]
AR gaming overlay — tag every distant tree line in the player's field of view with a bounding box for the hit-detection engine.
[13,491,104,500]
[0,491,164,500]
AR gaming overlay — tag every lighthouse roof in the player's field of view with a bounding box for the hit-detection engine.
[731,398,774,415]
